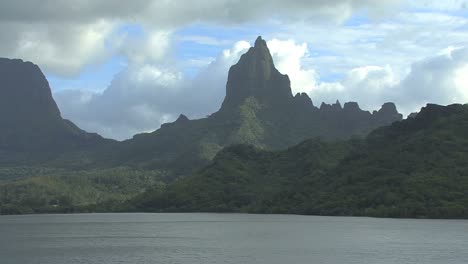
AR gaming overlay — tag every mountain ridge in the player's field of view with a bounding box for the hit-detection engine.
[112,37,402,174]
[0,38,468,218]
[1,37,403,174]
[0,37,412,214]
[129,103,468,218]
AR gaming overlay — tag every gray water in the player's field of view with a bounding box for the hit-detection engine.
[0,213,467,264]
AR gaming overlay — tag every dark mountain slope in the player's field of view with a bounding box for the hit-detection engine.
[0,58,110,165]
[0,37,402,174]
[319,103,468,218]
[0,37,405,214]
[131,104,468,218]
[102,37,402,176]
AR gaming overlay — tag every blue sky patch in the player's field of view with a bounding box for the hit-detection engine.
[47,56,127,93]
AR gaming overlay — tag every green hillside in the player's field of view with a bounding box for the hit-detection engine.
[131,104,468,218]
[0,167,164,214]
[0,38,409,215]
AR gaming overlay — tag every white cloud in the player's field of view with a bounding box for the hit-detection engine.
[0,20,115,77]
[177,35,232,46]
[308,47,468,114]
[2,1,468,139]
[264,39,398,110]
[245,38,468,116]
[278,10,468,81]
[267,39,319,95]
[0,1,400,25]
[117,30,172,65]
[342,65,398,97]
[0,0,400,77]
[55,41,250,140]
[0,20,173,77]
[395,47,468,113]
[407,0,468,11]
[455,64,468,98]
[55,37,468,139]
[268,39,401,110]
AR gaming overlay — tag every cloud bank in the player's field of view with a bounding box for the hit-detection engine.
[1,1,467,139]
[0,0,400,77]
[55,39,468,140]
[54,41,251,139]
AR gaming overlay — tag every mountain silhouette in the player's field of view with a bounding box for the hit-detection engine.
[105,36,402,176]
[0,37,402,174]
[0,37,414,214]
[0,58,108,164]
[221,36,293,109]
[131,103,468,219]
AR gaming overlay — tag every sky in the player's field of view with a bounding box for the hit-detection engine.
[0,0,467,140]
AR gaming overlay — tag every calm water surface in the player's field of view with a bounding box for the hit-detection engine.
[0,213,467,264]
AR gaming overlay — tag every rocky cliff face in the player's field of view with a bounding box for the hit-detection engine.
[0,58,106,155]
[372,102,403,124]
[221,37,293,110]
[0,58,61,123]
[219,36,401,129]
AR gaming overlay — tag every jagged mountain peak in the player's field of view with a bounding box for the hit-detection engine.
[254,36,268,48]
[232,36,275,81]
[320,101,343,111]
[380,102,398,113]
[176,114,190,122]
[294,92,314,107]
[372,102,403,123]
[220,36,293,110]
[343,102,360,111]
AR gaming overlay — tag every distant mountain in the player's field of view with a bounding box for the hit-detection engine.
[104,37,402,176]
[221,37,293,109]
[0,37,405,214]
[0,58,109,164]
[130,103,468,219]
[0,38,401,172]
